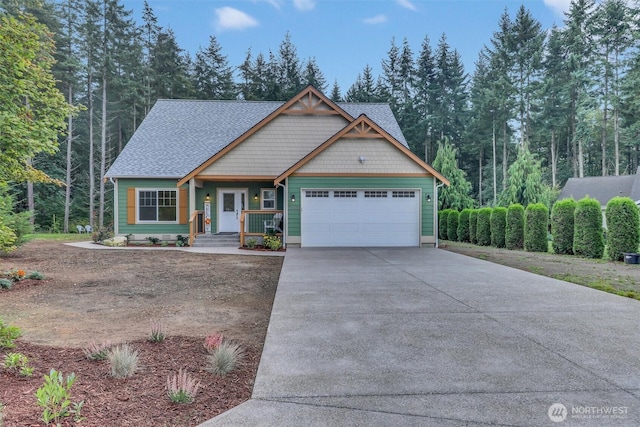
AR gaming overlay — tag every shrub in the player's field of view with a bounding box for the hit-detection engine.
[573,197,604,258]
[25,270,45,280]
[476,208,492,246]
[490,207,507,248]
[263,234,281,251]
[35,369,83,425]
[524,203,549,252]
[438,210,450,240]
[2,352,33,376]
[605,196,640,261]
[91,227,113,243]
[82,340,111,361]
[149,320,166,343]
[107,344,139,378]
[551,198,576,254]
[203,332,224,353]
[469,210,479,244]
[0,279,11,290]
[447,210,459,241]
[207,341,243,376]
[246,238,257,249]
[147,236,160,245]
[0,319,21,348]
[506,204,525,250]
[457,209,471,243]
[167,369,201,404]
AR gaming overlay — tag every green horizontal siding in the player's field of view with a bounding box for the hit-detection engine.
[287,176,435,237]
[117,178,190,235]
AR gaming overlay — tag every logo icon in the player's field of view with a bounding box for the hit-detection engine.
[548,403,567,423]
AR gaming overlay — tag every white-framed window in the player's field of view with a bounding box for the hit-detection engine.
[261,188,276,210]
[137,189,178,222]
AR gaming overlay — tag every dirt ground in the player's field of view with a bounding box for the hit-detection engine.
[442,241,640,295]
[0,240,282,426]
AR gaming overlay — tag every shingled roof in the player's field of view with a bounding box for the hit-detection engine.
[105,98,408,179]
[558,167,640,206]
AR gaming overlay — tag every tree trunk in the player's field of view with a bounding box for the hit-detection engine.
[27,158,34,226]
[88,73,95,228]
[502,121,508,191]
[578,139,584,178]
[479,145,483,206]
[64,84,73,233]
[602,68,609,176]
[99,75,107,229]
[551,130,557,188]
[492,116,496,205]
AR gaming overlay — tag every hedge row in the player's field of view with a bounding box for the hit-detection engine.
[440,196,639,262]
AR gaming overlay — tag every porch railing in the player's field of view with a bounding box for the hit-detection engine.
[189,210,205,245]
[239,210,283,247]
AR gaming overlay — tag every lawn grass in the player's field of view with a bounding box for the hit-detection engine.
[23,233,91,243]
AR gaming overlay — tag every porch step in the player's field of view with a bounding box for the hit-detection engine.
[192,233,240,248]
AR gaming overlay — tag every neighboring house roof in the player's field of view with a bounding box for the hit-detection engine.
[106,89,409,179]
[558,167,640,206]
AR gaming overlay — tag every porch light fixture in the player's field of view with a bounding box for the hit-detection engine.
[358,156,366,164]
[205,193,210,201]
[426,194,431,202]
[254,193,259,201]
[291,193,296,203]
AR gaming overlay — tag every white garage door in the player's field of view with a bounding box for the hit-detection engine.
[301,189,420,247]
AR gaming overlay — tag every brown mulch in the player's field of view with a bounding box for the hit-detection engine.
[1,336,259,426]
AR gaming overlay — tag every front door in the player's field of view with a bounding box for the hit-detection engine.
[218,189,246,233]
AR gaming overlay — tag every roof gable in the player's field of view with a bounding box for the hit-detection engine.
[275,114,449,185]
[559,174,636,206]
[177,86,353,186]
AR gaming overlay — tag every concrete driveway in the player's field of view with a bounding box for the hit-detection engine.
[200,248,640,426]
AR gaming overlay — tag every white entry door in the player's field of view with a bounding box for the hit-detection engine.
[218,189,246,233]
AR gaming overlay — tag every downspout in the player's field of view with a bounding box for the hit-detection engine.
[108,177,118,235]
[435,181,445,248]
[277,181,287,248]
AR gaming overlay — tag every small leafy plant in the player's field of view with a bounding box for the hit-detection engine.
[107,344,139,378]
[175,235,188,247]
[6,269,25,281]
[207,341,243,376]
[82,340,112,361]
[35,369,83,425]
[203,332,224,353]
[0,319,21,349]
[25,270,45,280]
[2,352,33,376]
[149,319,166,343]
[167,369,201,404]
[0,279,12,290]
[147,236,160,245]
[246,238,257,249]
[262,234,281,251]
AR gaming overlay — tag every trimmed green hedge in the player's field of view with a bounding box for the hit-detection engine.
[490,207,507,248]
[525,203,549,252]
[447,210,459,241]
[458,208,472,243]
[573,197,604,258]
[506,204,525,250]
[439,210,450,240]
[469,210,478,244]
[551,198,576,254]
[605,196,640,261]
[476,208,492,246]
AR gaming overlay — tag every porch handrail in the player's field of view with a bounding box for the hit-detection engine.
[189,210,203,246]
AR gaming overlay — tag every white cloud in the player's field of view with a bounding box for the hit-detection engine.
[293,0,315,11]
[253,0,283,9]
[396,0,417,11]
[214,7,259,31]
[363,14,388,25]
[543,0,572,15]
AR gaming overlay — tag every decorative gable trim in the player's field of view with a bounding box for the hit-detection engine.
[177,86,353,187]
[274,114,450,186]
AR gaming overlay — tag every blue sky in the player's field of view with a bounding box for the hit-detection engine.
[125,0,572,92]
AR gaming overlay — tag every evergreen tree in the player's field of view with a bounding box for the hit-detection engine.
[193,36,236,100]
[500,145,553,208]
[329,79,342,102]
[432,137,475,210]
[277,32,303,100]
[302,57,327,92]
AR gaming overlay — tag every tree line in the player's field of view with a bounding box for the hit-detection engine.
[2,0,640,234]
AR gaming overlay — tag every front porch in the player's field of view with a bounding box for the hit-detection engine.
[189,210,284,247]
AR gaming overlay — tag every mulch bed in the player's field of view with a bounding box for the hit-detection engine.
[1,336,259,426]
